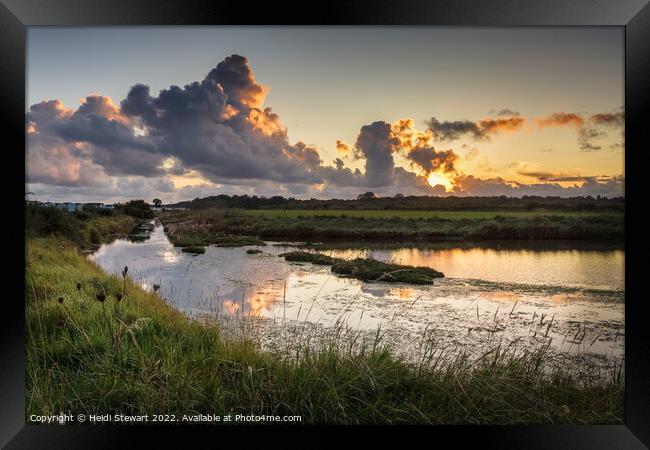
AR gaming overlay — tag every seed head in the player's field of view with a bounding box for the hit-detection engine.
[153,284,160,292]
[115,293,123,301]
[76,282,81,291]
[122,266,129,277]
[96,292,106,302]
[57,297,64,304]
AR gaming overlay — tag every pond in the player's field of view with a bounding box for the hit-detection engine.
[89,221,624,370]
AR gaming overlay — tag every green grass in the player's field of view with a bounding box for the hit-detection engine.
[279,251,444,284]
[243,209,623,220]
[159,208,624,243]
[26,203,138,248]
[332,258,444,284]
[279,250,336,265]
[26,235,623,424]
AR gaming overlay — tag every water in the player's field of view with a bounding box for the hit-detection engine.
[89,222,624,368]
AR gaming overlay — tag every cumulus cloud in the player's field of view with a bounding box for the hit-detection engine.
[406,147,457,175]
[352,121,398,187]
[25,55,624,200]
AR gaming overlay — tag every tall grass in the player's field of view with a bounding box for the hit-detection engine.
[26,236,623,424]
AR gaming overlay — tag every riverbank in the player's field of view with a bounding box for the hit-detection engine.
[26,203,138,248]
[26,231,624,423]
[158,208,624,245]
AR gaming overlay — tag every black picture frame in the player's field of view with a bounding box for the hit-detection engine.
[2,0,648,447]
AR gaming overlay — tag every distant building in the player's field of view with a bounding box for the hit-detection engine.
[84,202,104,209]
[103,204,114,209]
[62,202,78,212]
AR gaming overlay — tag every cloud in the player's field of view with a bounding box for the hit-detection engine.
[426,116,524,141]
[589,111,624,126]
[518,171,619,183]
[352,121,399,187]
[405,147,458,175]
[535,109,624,151]
[452,174,624,197]
[335,140,352,154]
[490,108,521,117]
[477,117,526,134]
[534,112,584,128]
[425,117,483,141]
[25,55,624,200]
[577,127,606,151]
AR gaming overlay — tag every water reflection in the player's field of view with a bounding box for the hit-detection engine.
[326,246,624,291]
[89,222,624,361]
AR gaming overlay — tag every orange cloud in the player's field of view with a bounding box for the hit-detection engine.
[247,107,286,136]
[78,95,130,125]
[335,139,352,154]
[391,118,433,150]
[535,112,584,128]
[589,112,624,126]
[478,116,525,133]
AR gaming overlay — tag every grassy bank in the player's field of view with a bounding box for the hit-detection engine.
[159,208,624,244]
[26,203,138,248]
[26,235,623,423]
[280,251,444,284]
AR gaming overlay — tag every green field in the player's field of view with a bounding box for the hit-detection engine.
[242,209,623,220]
[159,208,624,243]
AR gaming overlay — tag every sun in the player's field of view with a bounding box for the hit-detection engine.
[427,172,453,191]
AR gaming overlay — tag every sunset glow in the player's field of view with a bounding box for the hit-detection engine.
[427,172,454,191]
[26,27,624,202]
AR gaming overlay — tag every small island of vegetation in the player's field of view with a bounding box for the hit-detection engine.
[280,251,444,284]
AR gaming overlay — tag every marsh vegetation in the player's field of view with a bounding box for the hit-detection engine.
[25,203,625,424]
[27,234,623,423]
[159,208,624,245]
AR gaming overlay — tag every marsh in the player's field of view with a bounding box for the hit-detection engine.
[89,221,624,373]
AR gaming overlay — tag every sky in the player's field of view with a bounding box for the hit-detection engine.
[25,27,625,203]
